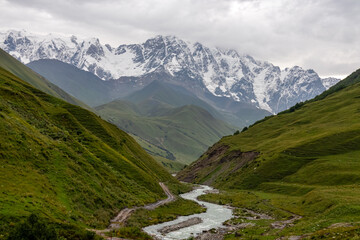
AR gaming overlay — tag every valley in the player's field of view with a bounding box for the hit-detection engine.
[1,30,342,173]
[178,68,360,239]
[95,81,236,167]
[24,58,240,170]
[0,24,358,240]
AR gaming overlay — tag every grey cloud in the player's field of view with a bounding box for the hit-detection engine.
[1,0,360,77]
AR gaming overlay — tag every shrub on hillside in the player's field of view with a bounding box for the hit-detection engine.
[7,214,57,240]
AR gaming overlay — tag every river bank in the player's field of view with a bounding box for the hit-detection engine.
[89,182,176,239]
[143,185,233,239]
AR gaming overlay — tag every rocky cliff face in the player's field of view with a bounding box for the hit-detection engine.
[0,30,339,113]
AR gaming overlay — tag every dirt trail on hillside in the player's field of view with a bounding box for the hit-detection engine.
[89,182,175,239]
[145,182,175,210]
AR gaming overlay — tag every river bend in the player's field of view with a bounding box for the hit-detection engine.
[143,185,233,239]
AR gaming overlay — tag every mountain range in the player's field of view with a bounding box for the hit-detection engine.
[0,30,339,114]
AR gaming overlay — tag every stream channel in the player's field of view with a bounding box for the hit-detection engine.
[143,185,233,239]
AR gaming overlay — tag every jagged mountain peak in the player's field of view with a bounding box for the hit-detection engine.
[321,77,341,90]
[0,30,340,113]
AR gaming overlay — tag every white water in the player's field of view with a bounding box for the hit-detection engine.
[143,185,233,240]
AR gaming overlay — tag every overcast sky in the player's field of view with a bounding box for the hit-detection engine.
[0,0,359,78]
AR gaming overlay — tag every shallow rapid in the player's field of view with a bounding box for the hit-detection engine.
[143,185,233,239]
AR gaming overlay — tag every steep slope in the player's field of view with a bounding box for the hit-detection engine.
[96,98,236,167]
[156,105,236,161]
[178,70,360,188]
[177,69,360,237]
[27,59,112,106]
[0,65,179,238]
[0,30,339,114]
[0,48,88,109]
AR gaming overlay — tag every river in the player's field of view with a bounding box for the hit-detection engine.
[143,185,233,239]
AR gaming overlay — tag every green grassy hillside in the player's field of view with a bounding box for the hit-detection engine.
[130,134,185,173]
[96,98,236,169]
[27,59,112,107]
[0,66,181,239]
[0,49,89,109]
[13,62,238,170]
[125,80,221,117]
[178,69,360,238]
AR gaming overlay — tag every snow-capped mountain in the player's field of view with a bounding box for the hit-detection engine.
[321,77,341,90]
[0,30,339,113]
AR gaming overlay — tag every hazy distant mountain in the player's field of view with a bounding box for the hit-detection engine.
[0,48,89,109]
[0,30,340,114]
[27,59,112,106]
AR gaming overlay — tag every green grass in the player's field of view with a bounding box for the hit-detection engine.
[124,198,206,228]
[303,224,360,239]
[107,183,201,240]
[5,213,103,240]
[198,191,295,239]
[199,190,292,220]
[130,134,186,172]
[111,227,153,240]
[153,156,186,173]
[0,66,184,239]
[199,188,360,239]
[178,69,360,238]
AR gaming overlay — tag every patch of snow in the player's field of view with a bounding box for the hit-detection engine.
[280,69,289,83]
[252,69,273,112]
[166,56,182,76]
[219,84,227,93]
[98,47,146,78]
[202,66,219,95]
